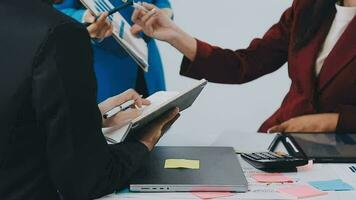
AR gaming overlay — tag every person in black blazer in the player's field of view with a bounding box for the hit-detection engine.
[0,0,179,199]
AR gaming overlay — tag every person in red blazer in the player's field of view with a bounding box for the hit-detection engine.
[132,0,356,133]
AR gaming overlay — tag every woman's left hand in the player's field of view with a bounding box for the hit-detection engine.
[268,113,339,133]
[99,89,151,128]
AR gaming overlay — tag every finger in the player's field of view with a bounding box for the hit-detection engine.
[155,107,180,126]
[132,9,146,26]
[144,15,157,35]
[99,21,112,38]
[132,8,143,23]
[104,24,114,38]
[124,89,144,108]
[97,15,111,31]
[142,2,157,10]
[87,23,99,38]
[112,109,142,122]
[140,8,157,25]
[161,113,181,134]
[130,24,143,35]
[97,12,109,23]
[122,89,141,103]
[141,98,151,106]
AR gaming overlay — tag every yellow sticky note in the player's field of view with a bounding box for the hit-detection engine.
[164,159,200,169]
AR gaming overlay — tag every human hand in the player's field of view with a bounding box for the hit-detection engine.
[138,108,180,151]
[131,3,179,42]
[130,8,173,37]
[84,11,113,39]
[99,89,151,127]
[268,113,339,133]
[130,24,143,36]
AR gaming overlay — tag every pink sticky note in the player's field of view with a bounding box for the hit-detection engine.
[192,192,235,199]
[252,173,293,183]
[277,184,328,199]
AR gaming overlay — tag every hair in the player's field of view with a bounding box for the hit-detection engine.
[294,0,338,50]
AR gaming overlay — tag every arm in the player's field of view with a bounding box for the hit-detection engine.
[132,2,295,84]
[264,106,355,134]
[177,7,294,84]
[32,23,149,199]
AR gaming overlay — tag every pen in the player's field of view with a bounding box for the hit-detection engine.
[107,0,134,16]
[84,1,150,27]
[132,1,150,13]
[103,99,136,119]
[103,94,143,119]
[84,0,134,27]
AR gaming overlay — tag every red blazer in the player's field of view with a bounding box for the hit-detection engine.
[180,0,356,133]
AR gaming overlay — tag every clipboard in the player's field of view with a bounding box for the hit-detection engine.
[80,0,149,72]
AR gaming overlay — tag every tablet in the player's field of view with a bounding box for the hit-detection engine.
[270,133,356,163]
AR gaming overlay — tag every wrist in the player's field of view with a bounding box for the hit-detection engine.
[140,140,153,151]
[330,113,340,131]
[169,28,197,61]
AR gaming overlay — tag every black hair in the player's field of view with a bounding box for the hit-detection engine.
[294,0,338,50]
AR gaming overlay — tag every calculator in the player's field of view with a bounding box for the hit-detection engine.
[241,152,308,172]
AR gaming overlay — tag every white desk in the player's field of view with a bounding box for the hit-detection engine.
[99,130,356,200]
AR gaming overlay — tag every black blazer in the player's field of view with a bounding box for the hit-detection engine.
[0,1,148,199]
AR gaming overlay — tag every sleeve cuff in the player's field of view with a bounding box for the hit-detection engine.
[179,39,214,78]
[336,105,356,133]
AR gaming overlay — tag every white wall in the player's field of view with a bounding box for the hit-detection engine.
[157,0,293,146]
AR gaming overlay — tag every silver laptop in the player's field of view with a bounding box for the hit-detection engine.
[129,146,248,192]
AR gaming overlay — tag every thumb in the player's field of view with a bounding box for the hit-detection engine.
[155,107,179,127]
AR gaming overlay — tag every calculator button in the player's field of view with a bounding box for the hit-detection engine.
[256,153,270,160]
[268,152,283,158]
[262,153,276,159]
[254,153,268,159]
[248,154,263,160]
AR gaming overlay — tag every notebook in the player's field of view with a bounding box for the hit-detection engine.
[80,0,149,71]
[103,79,208,143]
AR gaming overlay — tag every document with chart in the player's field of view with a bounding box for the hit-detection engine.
[80,0,149,71]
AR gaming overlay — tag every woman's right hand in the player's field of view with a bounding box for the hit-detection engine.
[84,11,113,40]
[131,3,198,61]
[131,3,179,42]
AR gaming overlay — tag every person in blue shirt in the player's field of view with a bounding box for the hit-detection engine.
[55,0,173,102]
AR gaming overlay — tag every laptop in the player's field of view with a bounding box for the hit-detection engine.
[129,146,248,192]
